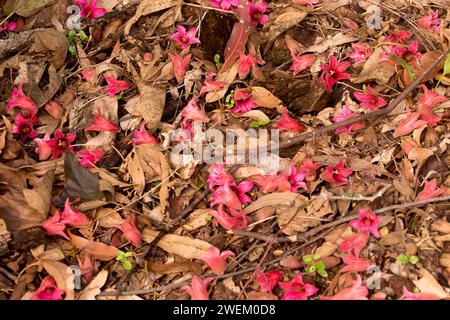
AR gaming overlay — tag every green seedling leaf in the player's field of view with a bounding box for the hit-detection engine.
[390,56,415,81]
[443,52,450,77]
[77,30,88,41]
[396,254,409,265]
[122,260,133,270]
[69,45,76,56]
[67,30,76,42]
[408,255,419,265]
[303,255,313,265]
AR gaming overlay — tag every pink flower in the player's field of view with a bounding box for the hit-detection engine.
[418,85,448,109]
[233,180,254,204]
[104,76,131,98]
[77,149,104,168]
[183,276,213,300]
[417,105,442,126]
[169,25,200,50]
[298,159,322,181]
[321,159,353,186]
[349,43,373,62]
[417,10,441,33]
[393,112,427,138]
[169,53,191,83]
[417,179,447,201]
[181,99,208,122]
[31,276,65,300]
[85,110,119,132]
[210,0,239,10]
[45,101,64,119]
[12,113,39,141]
[256,269,282,293]
[74,0,107,19]
[232,88,259,113]
[400,287,441,300]
[401,136,419,156]
[198,246,235,275]
[46,129,76,159]
[60,198,91,227]
[200,74,226,96]
[321,275,368,300]
[385,30,411,44]
[353,86,387,111]
[211,183,242,210]
[7,84,38,115]
[339,231,369,258]
[388,41,421,62]
[132,123,158,145]
[207,163,235,190]
[279,274,319,300]
[290,54,315,75]
[239,52,258,79]
[41,210,69,240]
[114,216,142,248]
[332,106,365,134]
[274,108,305,132]
[249,174,291,193]
[350,208,382,238]
[340,255,372,273]
[249,1,269,26]
[77,255,93,283]
[287,164,307,192]
[319,56,351,92]
[293,0,319,6]
[81,68,96,81]
[34,134,52,161]
[0,20,17,32]
[209,205,249,230]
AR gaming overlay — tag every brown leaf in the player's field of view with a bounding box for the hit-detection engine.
[4,0,55,17]
[79,270,108,300]
[431,220,450,234]
[156,234,212,259]
[41,260,75,300]
[222,0,252,72]
[280,256,302,269]
[146,261,202,275]
[244,192,308,214]
[29,29,68,69]
[403,51,444,86]
[22,170,54,219]
[69,234,119,261]
[133,85,166,132]
[206,61,239,103]
[351,47,396,84]
[413,269,448,299]
[264,6,307,46]
[246,291,278,300]
[251,87,284,109]
[379,231,406,246]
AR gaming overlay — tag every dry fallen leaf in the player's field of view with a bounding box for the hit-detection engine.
[69,234,119,261]
[79,270,108,300]
[156,234,212,259]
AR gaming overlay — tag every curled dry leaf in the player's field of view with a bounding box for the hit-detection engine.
[69,233,119,261]
[156,234,212,260]
[351,47,396,84]
[250,87,284,110]
[206,61,239,103]
[79,270,108,300]
[263,6,307,46]
[41,259,75,300]
[4,0,55,17]
[413,269,448,299]
[29,29,68,70]
[244,192,308,214]
[22,170,54,219]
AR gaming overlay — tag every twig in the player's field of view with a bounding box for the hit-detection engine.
[313,184,392,202]
[279,47,450,150]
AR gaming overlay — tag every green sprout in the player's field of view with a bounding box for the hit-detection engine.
[303,254,328,278]
[396,254,419,265]
[116,250,134,271]
[214,54,222,71]
[225,92,235,109]
[250,118,270,128]
[67,29,89,56]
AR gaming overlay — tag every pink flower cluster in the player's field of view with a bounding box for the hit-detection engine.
[114,216,142,248]
[319,56,351,93]
[232,88,260,113]
[74,0,107,19]
[417,10,441,33]
[381,30,421,63]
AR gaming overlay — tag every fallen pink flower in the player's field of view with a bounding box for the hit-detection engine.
[385,30,411,44]
[279,274,319,300]
[34,134,52,161]
[60,198,91,227]
[183,276,214,300]
[249,1,269,26]
[393,112,427,138]
[321,275,368,300]
[400,287,442,300]
[200,73,226,96]
[7,84,38,115]
[298,159,322,181]
[12,113,39,141]
[41,210,69,240]
[77,149,104,168]
[417,10,441,33]
[209,205,249,230]
[104,76,131,98]
[45,101,64,119]
[85,110,119,132]
[274,108,305,132]
[0,20,17,32]
[340,255,372,273]
[339,231,369,258]
[319,55,351,93]
[232,88,259,113]
[31,276,65,300]
[170,25,201,50]
[81,68,96,81]
[249,174,291,193]
[290,53,315,75]
[417,179,447,201]
[210,0,239,10]
[211,183,242,210]
[418,84,448,109]
[388,40,421,62]
[198,246,235,275]
[349,43,373,62]
[256,269,282,293]
[74,0,107,19]
[350,208,382,238]
[239,52,258,79]
[181,99,208,122]
[233,180,254,204]
[77,255,93,283]
[207,163,235,190]
[417,105,442,126]
[169,53,191,83]
[321,159,353,186]
[342,18,359,30]
[114,216,142,248]
[287,164,307,192]
[353,86,387,111]
[401,136,419,156]
[332,105,365,134]
[132,123,158,145]
[46,129,76,159]
[293,0,319,6]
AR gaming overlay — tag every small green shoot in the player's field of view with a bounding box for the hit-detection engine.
[225,92,235,109]
[303,254,328,278]
[396,254,419,265]
[116,250,134,271]
[66,29,89,56]
[250,118,270,128]
[214,54,222,71]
